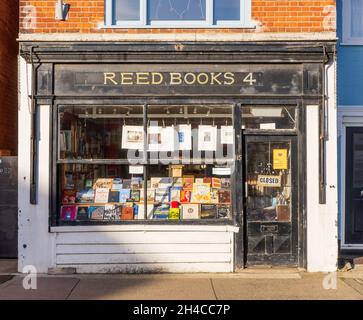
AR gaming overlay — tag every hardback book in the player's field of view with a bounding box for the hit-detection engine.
[104,205,121,220]
[153,203,170,219]
[169,187,182,202]
[131,177,143,190]
[94,188,110,203]
[93,178,113,190]
[89,206,105,220]
[203,177,212,184]
[121,204,134,220]
[60,205,77,221]
[183,176,194,190]
[217,205,231,219]
[108,191,120,203]
[221,178,231,189]
[191,183,211,203]
[136,204,154,220]
[130,190,141,202]
[111,178,123,191]
[212,177,222,189]
[210,189,219,204]
[122,179,131,189]
[219,190,231,204]
[155,188,169,203]
[181,204,200,219]
[201,204,217,219]
[76,206,89,221]
[62,189,77,204]
[169,208,180,220]
[180,190,192,203]
[119,189,131,203]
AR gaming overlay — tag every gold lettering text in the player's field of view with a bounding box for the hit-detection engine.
[211,72,222,85]
[104,72,117,85]
[120,72,133,85]
[197,73,209,85]
[184,73,197,85]
[152,72,163,85]
[224,72,235,85]
[170,73,182,85]
[136,72,150,85]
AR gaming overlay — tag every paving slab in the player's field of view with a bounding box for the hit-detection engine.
[0,259,17,274]
[68,278,216,300]
[0,277,79,300]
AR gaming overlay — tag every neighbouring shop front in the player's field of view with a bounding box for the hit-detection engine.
[18,41,338,273]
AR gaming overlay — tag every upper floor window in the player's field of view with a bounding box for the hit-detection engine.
[105,0,254,28]
[343,0,363,44]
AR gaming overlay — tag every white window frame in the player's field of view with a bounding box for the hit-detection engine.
[104,0,255,28]
[342,0,363,45]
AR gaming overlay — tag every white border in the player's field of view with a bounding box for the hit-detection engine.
[342,0,363,45]
[338,106,363,249]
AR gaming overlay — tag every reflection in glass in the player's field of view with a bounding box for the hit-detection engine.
[214,0,240,21]
[116,0,141,21]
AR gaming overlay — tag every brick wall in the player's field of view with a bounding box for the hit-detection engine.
[19,0,336,34]
[0,1,19,155]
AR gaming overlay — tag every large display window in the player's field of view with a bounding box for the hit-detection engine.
[56,105,235,224]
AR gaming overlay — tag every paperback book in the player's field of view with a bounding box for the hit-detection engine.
[201,204,217,219]
[181,204,200,219]
[60,205,77,221]
[89,206,105,220]
[94,188,110,203]
[121,204,134,220]
[119,189,131,203]
[76,206,89,221]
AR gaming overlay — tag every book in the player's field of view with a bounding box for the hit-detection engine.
[89,206,105,220]
[169,208,180,220]
[155,188,169,203]
[183,176,194,190]
[150,177,162,189]
[60,205,77,221]
[136,204,154,220]
[217,205,231,219]
[212,178,222,189]
[180,190,192,203]
[111,178,123,191]
[121,204,134,220]
[61,189,76,204]
[221,178,231,189]
[94,188,110,203]
[147,189,155,202]
[201,204,217,219]
[131,177,143,190]
[172,177,183,187]
[104,205,121,220]
[93,178,113,190]
[169,187,182,202]
[219,190,231,204]
[130,190,141,202]
[203,177,212,184]
[108,191,120,203]
[76,206,89,221]
[64,173,75,189]
[119,189,131,203]
[210,189,219,204]
[195,178,204,184]
[181,204,200,219]
[85,179,93,188]
[191,183,211,203]
[122,179,131,189]
[153,203,170,219]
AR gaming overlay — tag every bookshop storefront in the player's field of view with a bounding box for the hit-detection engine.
[18,41,338,273]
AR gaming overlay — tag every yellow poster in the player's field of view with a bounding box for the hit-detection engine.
[273,149,288,170]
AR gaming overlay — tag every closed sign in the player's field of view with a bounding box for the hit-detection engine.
[257,175,281,187]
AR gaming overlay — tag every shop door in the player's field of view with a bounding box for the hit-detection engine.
[345,127,363,245]
[244,136,298,266]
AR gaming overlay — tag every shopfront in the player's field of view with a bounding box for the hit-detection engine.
[18,42,338,273]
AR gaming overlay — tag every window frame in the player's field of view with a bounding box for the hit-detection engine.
[104,0,255,28]
[342,0,363,45]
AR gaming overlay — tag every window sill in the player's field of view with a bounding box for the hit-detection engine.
[98,24,256,30]
[340,42,363,46]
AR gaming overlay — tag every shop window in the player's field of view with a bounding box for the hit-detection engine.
[343,0,363,44]
[56,105,234,224]
[241,106,297,131]
[105,0,254,28]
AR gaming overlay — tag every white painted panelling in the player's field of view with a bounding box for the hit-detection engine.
[56,231,231,245]
[57,243,231,254]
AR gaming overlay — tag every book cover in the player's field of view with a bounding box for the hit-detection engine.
[60,205,77,221]
[210,189,219,204]
[130,190,141,202]
[183,176,194,190]
[169,208,180,220]
[61,189,76,204]
[169,187,182,202]
[121,204,134,220]
[219,190,231,204]
[94,188,110,203]
[191,183,211,203]
[119,189,131,203]
[64,173,75,189]
[181,204,200,219]
[172,177,183,187]
[212,177,222,189]
[85,179,93,188]
[155,188,169,203]
[221,178,231,189]
[150,177,162,189]
[89,206,105,220]
[131,177,143,190]
[93,178,113,190]
[201,204,217,219]
[203,177,212,184]
[122,179,131,189]
[147,189,155,202]
[136,204,154,220]
[108,191,120,203]
[195,178,204,184]
[104,205,121,220]
[76,206,89,221]
[217,205,231,219]
[180,190,192,203]
[153,203,170,219]
[111,178,123,191]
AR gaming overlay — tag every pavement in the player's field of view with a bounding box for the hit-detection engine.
[1,260,363,300]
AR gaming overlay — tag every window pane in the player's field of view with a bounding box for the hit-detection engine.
[115,0,140,21]
[58,106,144,161]
[351,0,363,38]
[148,0,206,21]
[214,0,240,21]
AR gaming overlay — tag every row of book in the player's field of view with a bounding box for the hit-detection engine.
[60,203,232,221]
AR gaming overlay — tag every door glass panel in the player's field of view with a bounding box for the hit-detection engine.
[353,133,363,188]
[246,141,292,222]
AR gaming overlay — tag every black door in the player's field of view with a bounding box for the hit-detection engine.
[345,127,363,245]
[244,135,298,266]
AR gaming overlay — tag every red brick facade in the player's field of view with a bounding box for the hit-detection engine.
[0,1,19,155]
[19,0,336,34]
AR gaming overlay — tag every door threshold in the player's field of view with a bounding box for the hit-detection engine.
[234,267,302,279]
[236,266,302,273]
